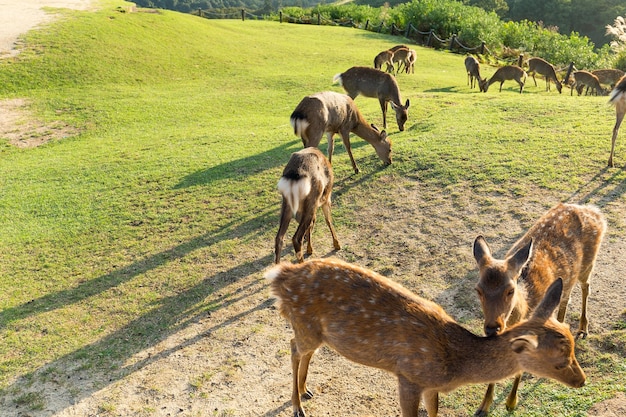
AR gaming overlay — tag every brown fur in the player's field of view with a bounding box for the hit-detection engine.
[527,57,562,93]
[373,50,394,73]
[480,65,527,94]
[464,56,484,91]
[290,91,391,174]
[267,258,585,417]
[472,203,605,415]
[570,71,605,96]
[333,66,410,131]
[274,148,340,263]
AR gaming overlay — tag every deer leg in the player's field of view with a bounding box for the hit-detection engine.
[326,132,335,163]
[532,73,537,87]
[518,80,524,93]
[609,107,624,167]
[321,201,340,250]
[505,373,523,411]
[380,98,388,129]
[293,210,314,263]
[340,131,359,174]
[397,375,421,417]
[577,280,590,339]
[290,339,314,417]
[474,383,495,417]
[499,81,504,92]
[274,200,292,264]
[423,390,439,417]
[305,214,316,256]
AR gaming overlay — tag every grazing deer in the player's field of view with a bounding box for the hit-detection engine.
[290,91,391,174]
[464,55,484,91]
[570,71,605,96]
[480,65,527,93]
[404,49,417,74]
[471,203,605,416]
[267,258,586,417]
[608,74,626,167]
[374,50,394,73]
[274,148,340,264]
[527,57,562,93]
[390,47,412,74]
[333,66,410,131]
[592,69,624,89]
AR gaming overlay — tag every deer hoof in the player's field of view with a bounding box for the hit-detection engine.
[302,389,314,400]
[576,330,588,340]
[473,410,488,417]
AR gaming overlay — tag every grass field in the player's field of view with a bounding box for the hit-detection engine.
[0,1,625,415]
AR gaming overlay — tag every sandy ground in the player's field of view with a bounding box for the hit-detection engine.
[0,0,93,58]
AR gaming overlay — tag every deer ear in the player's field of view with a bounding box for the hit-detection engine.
[370,123,380,132]
[510,334,538,354]
[532,278,563,321]
[390,101,398,110]
[405,99,410,109]
[506,238,532,279]
[473,235,492,265]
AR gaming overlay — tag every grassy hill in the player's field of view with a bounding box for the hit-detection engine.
[0,0,625,415]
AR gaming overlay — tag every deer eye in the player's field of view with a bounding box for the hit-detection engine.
[555,363,568,371]
[506,288,515,297]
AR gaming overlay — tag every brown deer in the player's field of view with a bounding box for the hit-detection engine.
[267,258,586,417]
[471,203,605,416]
[464,55,484,91]
[608,74,626,167]
[480,65,527,93]
[374,50,394,73]
[592,69,624,89]
[333,66,410,131]
[570,71,605,96]
[274,148,340,264]
[390,47,412,74]
[290,91,391,174]
[527,57,562,93]
[404,49,417,74]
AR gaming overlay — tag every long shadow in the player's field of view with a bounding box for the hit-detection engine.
[566,165,626,206]
[0,208,277,331]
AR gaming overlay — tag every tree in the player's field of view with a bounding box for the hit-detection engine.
[468,0,508,17]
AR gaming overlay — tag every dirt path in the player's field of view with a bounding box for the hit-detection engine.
[0,0,93,58]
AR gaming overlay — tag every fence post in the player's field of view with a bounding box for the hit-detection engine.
[480,41,485,54]
[564,62,575,85]
[405,24,411,38]
[241,9,244,21]
[449,34,456,50]
[427,30,432,47]
[517,53,524,67]
[365,19,369,30]
[317,13,320,25]
[391,23,396,35]
[378,22,383,33]
[197,8,202,17]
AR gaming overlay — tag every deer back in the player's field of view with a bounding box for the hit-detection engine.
[572,71,604,95]
[473,203,606,336]
[592,69,625,86]
[374,50,394,72]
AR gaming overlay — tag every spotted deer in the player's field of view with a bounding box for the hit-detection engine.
[592,69,624,89]
[471,203,605,416]
[290,91,391,174]
[267,258,586,417]
[527,57,562,93]
[609,74,626,167]
[480,65,527,93]
[274,148,340,263]
[465,55,484,91]
[333,66,410,131]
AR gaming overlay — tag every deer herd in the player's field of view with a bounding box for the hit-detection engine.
[267,42,614,417]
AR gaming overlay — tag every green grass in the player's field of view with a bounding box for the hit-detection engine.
[0,0,625,415]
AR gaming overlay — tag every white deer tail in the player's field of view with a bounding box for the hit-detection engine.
[332,73,343,86]
[277,176,311,217]
[290,117,310,138]
[609,85,626,104]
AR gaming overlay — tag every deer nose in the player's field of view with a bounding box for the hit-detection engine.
[485,325,501,337]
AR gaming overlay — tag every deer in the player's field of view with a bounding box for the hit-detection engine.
[581,69,626,96]
[464,55,484,91]
[390,47,413,74]
[374,50,394,73]
[570,71,605,96]
[480,65,527,93]
[608,74,626,167]
[290,91,391,174]
[471,202,606,417]
[404,49,417,74]
[527,57,562,93]
[333,66,410,131]
[266,258,586,417]
[274,148,340,264]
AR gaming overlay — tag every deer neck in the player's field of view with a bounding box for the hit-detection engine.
[352,119,382,145]
[440,323,522,387]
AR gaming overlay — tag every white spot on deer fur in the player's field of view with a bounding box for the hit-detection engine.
[263,264,283,282]
[292,295,298,303]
